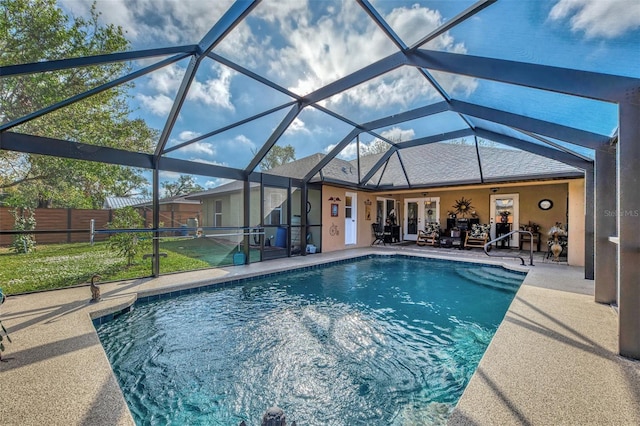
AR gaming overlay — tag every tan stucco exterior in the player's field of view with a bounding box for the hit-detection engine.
[320,179,586,266]
[195,178,586,266]
[567,179,586,266]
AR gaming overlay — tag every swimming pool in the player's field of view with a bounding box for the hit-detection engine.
[96,256,525,425]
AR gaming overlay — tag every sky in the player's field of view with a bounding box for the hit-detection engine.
[55,0,640,190]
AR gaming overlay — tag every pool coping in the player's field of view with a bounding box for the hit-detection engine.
[91,252,527,326]
[1,247,638,425]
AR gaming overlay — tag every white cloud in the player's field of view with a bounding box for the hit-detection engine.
[159,170,181,180]
[178,130,201,141]
[241,2,477,109]
[145,63,185,95]
[549,0,640,39]
[190,158,227,167]
[283,118,311,136]
[379,127,415,143]
[138,94,173,116]
[325,141,358,160]
[205,178,232,188]
[60,0,235,45]
[64,1,476,115]
[138,62,235,114]
[232,135,256,149]
[181,142,216,157]
[326,127,416,160]
[188,65,235,110]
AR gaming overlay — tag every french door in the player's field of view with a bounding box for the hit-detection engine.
[489,193,520,247]
[404,197,440,241]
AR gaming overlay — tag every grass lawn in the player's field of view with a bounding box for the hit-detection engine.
[0,241,209,295]
[0,236,266,295]
[161,236,261,265]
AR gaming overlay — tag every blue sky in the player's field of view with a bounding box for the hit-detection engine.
[57,0,640,190]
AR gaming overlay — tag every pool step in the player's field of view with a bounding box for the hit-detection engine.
[475,267,525,286]
[456,268,523,293]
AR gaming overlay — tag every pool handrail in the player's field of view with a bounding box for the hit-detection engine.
[484,229,534,266]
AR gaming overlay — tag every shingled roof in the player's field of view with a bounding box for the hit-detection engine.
[190,142,581,198]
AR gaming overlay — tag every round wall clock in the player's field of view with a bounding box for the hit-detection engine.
[538,199,553,210]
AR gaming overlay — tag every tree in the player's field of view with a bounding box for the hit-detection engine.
[0,0,157,208]
[161,175,205,197]
[361,138,391,155]
[257,145,296,170]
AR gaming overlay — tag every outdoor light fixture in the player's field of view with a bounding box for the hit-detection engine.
[335,197,341,202]
[328,196,334,201]
[490,188,499,193]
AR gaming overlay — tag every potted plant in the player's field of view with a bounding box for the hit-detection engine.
[548,222,568,261]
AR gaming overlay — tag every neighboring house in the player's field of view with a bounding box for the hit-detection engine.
[104,196,202,229]
[188,144,585,264]
[102,196,153,209]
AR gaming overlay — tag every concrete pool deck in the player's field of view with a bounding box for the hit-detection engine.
[1,247,638,425]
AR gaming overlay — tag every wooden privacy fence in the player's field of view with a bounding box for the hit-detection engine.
[0,207,112,246]
[0,207,201,246]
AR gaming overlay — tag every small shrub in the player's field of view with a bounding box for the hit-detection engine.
[10,208,36,254]
[106,207,150,266]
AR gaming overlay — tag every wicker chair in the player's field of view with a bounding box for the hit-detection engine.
[416,222,440,246]
[464,223,491,250]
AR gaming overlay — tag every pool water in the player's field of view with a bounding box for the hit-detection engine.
[97,256,524,425]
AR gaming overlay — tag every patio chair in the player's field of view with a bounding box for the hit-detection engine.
[464,223,491,250]
[416,222,440,246]
[372,222,386,245]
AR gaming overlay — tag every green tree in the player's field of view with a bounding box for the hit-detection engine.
[0,0,157,208]
[106,206,148,267]
[161,175,205,197]
[257,145,296,170]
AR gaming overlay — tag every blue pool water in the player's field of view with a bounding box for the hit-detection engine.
[96,256,525,425]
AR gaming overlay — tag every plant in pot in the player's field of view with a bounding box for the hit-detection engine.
[548,222,568,262]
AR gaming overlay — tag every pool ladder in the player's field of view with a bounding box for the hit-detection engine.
[484,230,534,266]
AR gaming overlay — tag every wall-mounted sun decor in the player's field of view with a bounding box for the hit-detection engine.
[453,197,474,218]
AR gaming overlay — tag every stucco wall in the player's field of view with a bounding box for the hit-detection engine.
[320,181,584,259]
[568,179,586,266]
[321,187,348,252]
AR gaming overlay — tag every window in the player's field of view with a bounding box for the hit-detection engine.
[377,197,396,224]
[214,200,222,227]
[266,191,283,225]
